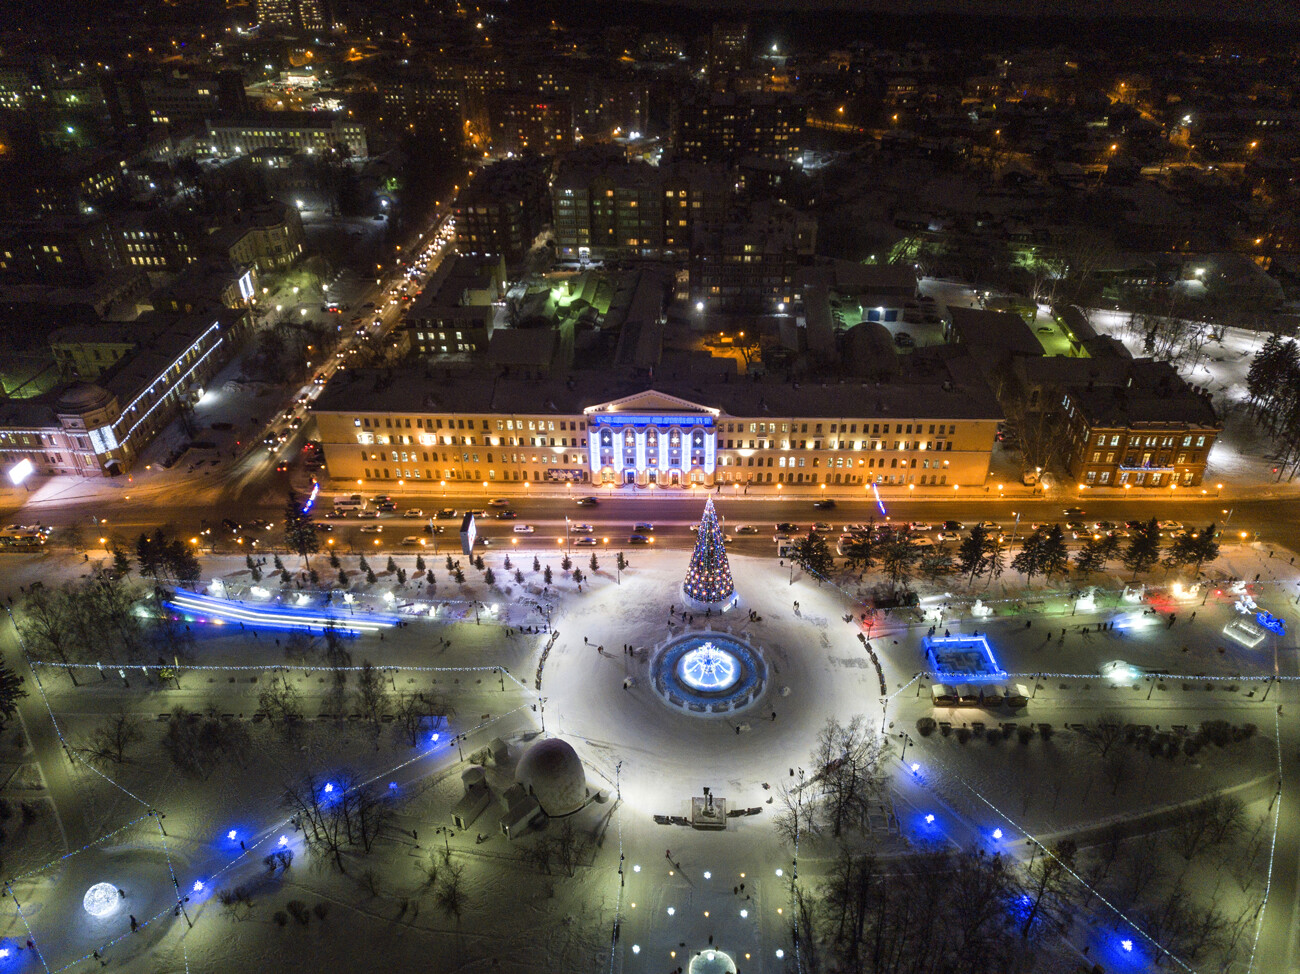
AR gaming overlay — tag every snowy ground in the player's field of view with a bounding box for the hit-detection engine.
[1,540,1297,973]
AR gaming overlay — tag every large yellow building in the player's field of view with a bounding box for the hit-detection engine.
[310,358,1001,490]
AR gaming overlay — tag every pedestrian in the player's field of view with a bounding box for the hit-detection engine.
[735,725,740,735]
[118,889,125,898]
[240,840,246,850]
[1191,611,1196,621]
[666,849,671,860]
[129,915,138,933]
[771,711,777,721]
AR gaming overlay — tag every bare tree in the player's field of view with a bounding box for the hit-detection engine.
[16,586,81,684]
[809,715,887,838]
[1018,840,1078,943]
[258,674,305,728]
[81,711,143,767]
[357,660,389,734]
[1079,713,1126,759]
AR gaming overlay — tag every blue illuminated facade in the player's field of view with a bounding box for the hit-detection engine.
[586,391,719,487]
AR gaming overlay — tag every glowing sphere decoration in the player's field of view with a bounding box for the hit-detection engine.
[678,643,740,693]
[83,883,119,918]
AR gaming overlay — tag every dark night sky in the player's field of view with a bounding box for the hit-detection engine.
[627,0,1298,19]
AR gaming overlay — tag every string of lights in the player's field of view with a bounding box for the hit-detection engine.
[51,902,177,974]
[5,882,51,974]
[3,607,153,808]
[8,812,155,883]
[1244,705,1284,974]
[606,761,623,974]
[921,749,1199,973]
[30,660,528,682]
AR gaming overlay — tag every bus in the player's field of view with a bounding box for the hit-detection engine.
[0,525,47,550]
[333,494,366,510]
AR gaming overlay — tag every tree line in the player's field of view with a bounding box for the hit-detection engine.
[790,520,1220,596]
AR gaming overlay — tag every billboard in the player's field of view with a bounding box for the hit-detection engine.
[459,513,477,556]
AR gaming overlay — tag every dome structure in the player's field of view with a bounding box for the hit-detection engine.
[56,382,113,414]
[516,738,588,816]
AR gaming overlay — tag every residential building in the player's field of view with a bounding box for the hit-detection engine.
[403,255,505,359]
[209,201,305,274]
[550,147,732,262]
[487,92,573,155]
[708,23,751,90]
[453,157,550,263]
[674,91,805,166]
[689,202,816,314]
[257,0,326,32]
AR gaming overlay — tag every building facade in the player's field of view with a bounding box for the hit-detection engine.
[0,310,245,478]
[674,92,805,166]
[203,115,368,159]
[311,380,999,489]
[453,157,550,263]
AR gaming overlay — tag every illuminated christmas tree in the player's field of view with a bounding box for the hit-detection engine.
[681,498,737,612]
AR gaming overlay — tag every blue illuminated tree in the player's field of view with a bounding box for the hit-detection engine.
[682,498,737,611]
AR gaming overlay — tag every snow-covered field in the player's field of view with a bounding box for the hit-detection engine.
[0,542,1294,973]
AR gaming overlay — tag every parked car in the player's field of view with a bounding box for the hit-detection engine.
[943,520,964,532]
[811,522,834,533]
[776,522,800,533]
[1157,520,1184,532]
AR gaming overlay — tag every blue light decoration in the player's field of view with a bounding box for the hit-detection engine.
[278,836,289,847]
[924,814,935,824]
[302,479,320,515]
[1257,611,1286,635]
[678,643,740,692]
[323,782,335,794]
[163,589,398,636]
[870,482,887,516]
[992,828,1003,840]
[1121,939,1133,953]
[909,763,920,774]
[923,633,1006,681]
[192,880,204,893]
[226,830,238,842]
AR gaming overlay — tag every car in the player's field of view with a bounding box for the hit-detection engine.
[1037,326,1054,334]
[734,525,760,535]
[402,508,425,518]
[488,497,510,506]
[912,537,937,549]
[247,518,274,531]
[313,522,333,532]
[359,524,383,534]
[978,521,999,531]
[1065,521,1087,536]
[627,534,652,544]
[812,522,834,533]
[633,522,654,533]
[575,496,599,507]
[512,524,534,534]
[324,511,349,520]
[813,499,836,509]
[466,509,489,518]
[571,523,594,534]
[356,510,380,519]
[773,533,793,544]
[375,502,397,512]
[1063,507,1086,517]
[362,302,375,309]
[436,508,459,520]
[369,495,392,505]
[776,522,800,533]
[943,520,964,532]
[287,417,303,430]
[893,332,915,348]
[495,509,518,519]
[574,536,599,546]
[1125,519,1144,530]
[844,523,872,534]
[401,536,424,546]
[1157,520,1184,532]
[909,522,935,532]
[422,525,445,535]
